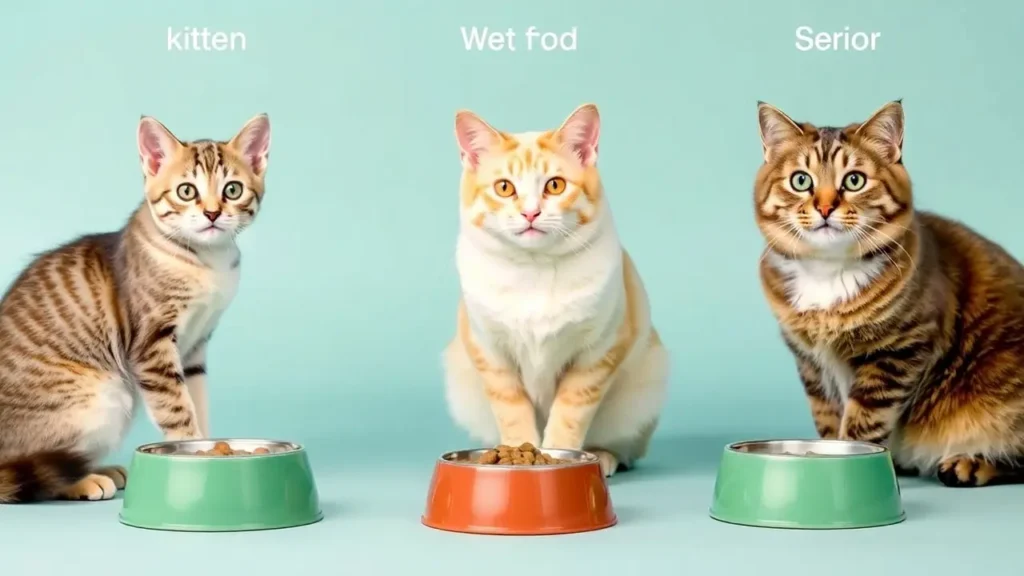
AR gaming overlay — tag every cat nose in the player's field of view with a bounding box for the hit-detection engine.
[815,198,840,219]
[814,190,840,219]
[203,210,221,222]
[521,209,541,223]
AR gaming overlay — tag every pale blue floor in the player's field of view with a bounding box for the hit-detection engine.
[3,433,1022,576]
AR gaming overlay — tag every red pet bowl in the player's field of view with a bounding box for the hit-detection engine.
[422,448,616,535]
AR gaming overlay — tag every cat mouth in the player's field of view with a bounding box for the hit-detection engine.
[516,226,546,236]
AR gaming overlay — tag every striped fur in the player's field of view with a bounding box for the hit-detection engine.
[444,104,669,477]
[755,100,1024,487]
[0,114,270,502]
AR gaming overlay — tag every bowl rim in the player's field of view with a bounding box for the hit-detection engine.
[134,438,305,458]
[725,438,889,459]
[119,512,325,532]
[438,448,599,470]
[708,509,906,530]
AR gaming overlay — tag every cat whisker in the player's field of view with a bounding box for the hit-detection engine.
[759,234,784,266]
[159,228,185,247]
[758,241,778,266]
[558,224,590,244]
[564,228,594,253]
[853,228,902,278]
[861,216,912,233]
[858,221,915,270]
[760,220,804,265]
[551,225,592,255]
[782,220,806,241]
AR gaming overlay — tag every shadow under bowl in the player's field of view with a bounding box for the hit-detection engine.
[119,438,322,532]
[422,448,616,536]
[709,439,905,530]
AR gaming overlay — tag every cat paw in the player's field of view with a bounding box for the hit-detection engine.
[590,450,620,478]
[937,455,998,487]
[539,431,583,452]
[95,465,128,490]
[58,474,118,501]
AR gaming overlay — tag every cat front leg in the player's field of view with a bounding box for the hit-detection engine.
[483,369,542,447]
[795,356,842,439]
[838,344,925,445]
[134,324,202,441]
[783,335,842,438]
[456,308,540,447]
[838,392,903,446]
[182,337,210,438]
[542,327,635,451]
[542,365,617,450]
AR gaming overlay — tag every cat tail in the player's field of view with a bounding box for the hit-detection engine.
[0,449,92,503]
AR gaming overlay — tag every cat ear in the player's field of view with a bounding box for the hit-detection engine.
[137,116,183,177]
[455,110,501,169]
[856,100,904,164]
[229,114,271,176]
[556,103,600,166]
[757,102,803,161]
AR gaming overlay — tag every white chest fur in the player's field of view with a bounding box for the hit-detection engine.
[456,233,622,411]
[769,253,886,312]
[176,246,240,358]
[807,342,856,404]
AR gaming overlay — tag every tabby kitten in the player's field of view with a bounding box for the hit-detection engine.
[755,100,1024,487]
[443,104,669,477]
[0,114,270,502]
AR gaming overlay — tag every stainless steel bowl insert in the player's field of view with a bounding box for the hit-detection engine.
[137,438,301,457]
[728,439,885,457]
[441,448,598,469]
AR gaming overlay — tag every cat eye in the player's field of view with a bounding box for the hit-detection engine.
[176,183,198,201]
[544,177,566,196]
[789,171,813,192]
[493,179,516,198]
[223,181,244,200]
[842,171,867,192]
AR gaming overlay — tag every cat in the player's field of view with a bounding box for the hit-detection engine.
[754,99,1024,487]
[443,104,669,477]
[0,114,271,502]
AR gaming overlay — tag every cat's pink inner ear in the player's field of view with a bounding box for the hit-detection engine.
[232,115,271,175]
[557,105,600,166]
[758,103,803,154]
[455,111,499,169]
[138,118,178,176]
[856,101,904,164]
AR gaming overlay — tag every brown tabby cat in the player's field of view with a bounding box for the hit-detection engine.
[0,114,270,502]
[755,100,1024,487]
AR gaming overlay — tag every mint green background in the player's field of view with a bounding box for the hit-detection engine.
[2,0,1022,574]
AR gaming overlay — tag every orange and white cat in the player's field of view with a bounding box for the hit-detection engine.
[443,104,669,477]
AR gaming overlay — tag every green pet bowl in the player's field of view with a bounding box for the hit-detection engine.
[120,439,323,532]
[710,439,904,530]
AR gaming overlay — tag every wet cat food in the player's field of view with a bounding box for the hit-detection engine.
[472,443,570,466]
[190,442,273,456]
